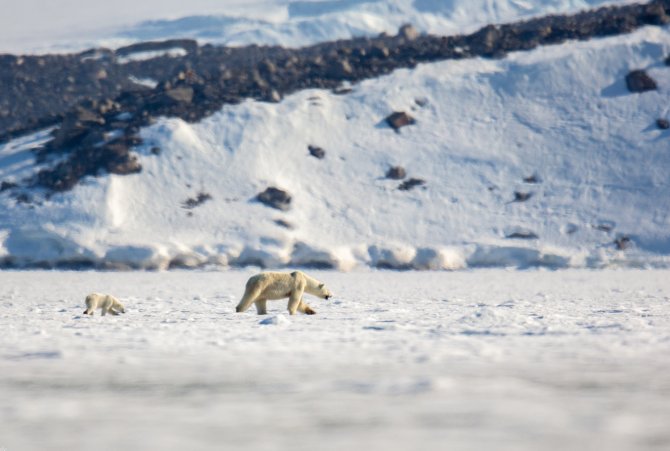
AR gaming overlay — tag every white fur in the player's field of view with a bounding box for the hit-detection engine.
[83,293,126,316]
[236,270,332,315]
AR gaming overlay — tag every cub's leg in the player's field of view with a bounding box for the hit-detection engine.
[107,307,120,316]
[255,298,268,315]
[297,299,316,315]
[236,286,261,313]
[83,296,97,315]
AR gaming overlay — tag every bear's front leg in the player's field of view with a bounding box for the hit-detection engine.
[236,286,262,313]
[287,289,304,315]
[297,300,316,315]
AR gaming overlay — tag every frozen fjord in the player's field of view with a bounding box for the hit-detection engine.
[0,268,669,450]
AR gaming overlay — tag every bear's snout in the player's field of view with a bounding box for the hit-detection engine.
[325,295,331,300]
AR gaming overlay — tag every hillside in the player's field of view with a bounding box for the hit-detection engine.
[0,0,669,270]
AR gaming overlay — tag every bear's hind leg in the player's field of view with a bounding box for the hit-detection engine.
[255,299,268,315]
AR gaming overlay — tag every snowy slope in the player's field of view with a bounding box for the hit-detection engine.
[0,0,640,53]
[1,4,670,270]
[1,269,670,450]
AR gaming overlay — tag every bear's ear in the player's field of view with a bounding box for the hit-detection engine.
[318,283,324,289]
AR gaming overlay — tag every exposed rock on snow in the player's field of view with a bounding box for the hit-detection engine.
[385,111,416,132]
[512,191,533,203]
[385,166,406,180]
[182,192,212,210]
[625,69,658,92]
[307,145,326,159]
[256,187,292,211]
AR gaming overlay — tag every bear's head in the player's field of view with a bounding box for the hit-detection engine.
[298,271,332,299]
[317,283,332,300]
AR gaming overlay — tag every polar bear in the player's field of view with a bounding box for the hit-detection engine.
[83,293,126,316]
[236,270,332,315]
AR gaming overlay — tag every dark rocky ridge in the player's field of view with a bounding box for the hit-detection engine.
[1,0,669,192]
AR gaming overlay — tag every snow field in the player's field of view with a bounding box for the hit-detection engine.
[1,268,669,450]
[3,24,670,270]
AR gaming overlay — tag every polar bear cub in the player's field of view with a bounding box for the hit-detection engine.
[236,270,332,315]
[83,293,126,316]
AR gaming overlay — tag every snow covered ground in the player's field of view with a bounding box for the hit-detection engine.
[1,268,669,450]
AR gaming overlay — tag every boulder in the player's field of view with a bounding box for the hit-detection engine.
[512,191,533,202]
[385,111,416,131]
[182,192,213,209]
[625,70,657,93]
[308,145,326,159]
[386,166,406,180]
[256,187,292,211]
[106,155,141,175]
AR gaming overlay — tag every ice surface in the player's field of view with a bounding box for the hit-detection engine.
[1,269,669,450]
